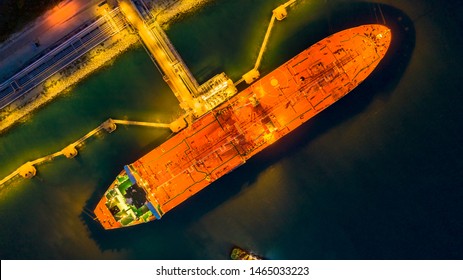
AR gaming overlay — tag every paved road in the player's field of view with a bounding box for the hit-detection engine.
[0,0,104,81]
[0,9,126,108]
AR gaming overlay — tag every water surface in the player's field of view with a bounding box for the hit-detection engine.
[1,0,462,259]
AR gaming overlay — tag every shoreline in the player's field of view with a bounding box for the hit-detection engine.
[0,0,214,135]
[153,0,214,27]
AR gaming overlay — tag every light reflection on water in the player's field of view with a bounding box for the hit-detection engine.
[1,0,462,260]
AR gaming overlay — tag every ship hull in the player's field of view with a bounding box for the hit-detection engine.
[94,24,391,229]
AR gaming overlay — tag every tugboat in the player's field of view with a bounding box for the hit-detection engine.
[230,246,263,260]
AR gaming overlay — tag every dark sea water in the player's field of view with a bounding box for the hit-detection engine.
[1,0,462,259]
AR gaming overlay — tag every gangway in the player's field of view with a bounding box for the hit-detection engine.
[242,0,297,84]
[112,119,170,128]
[0,117,185,186]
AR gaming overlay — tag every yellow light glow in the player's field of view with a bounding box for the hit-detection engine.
[264,132,276,144]
[46,1,79,27]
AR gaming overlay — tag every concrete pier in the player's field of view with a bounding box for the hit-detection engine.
[273,6,288,21]
[0,0,297,186]
[62,145,78,159]
[0,117,181,185]
[119,0,201,114]
[102,118,117,132]
[118,0,237,117]
[18,162,37,179]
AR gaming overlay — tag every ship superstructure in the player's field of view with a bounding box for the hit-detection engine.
[94,24,391,229]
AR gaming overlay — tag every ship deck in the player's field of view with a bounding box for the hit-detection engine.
[134,24,391,214]
[94,24,391,229]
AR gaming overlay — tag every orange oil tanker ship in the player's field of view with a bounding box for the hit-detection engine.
[94,24,391,229]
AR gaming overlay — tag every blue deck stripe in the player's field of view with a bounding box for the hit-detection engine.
[124,165,137,185]
[146,202,162,220]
